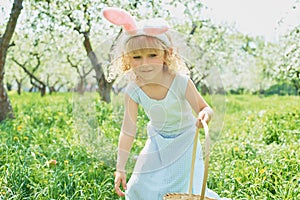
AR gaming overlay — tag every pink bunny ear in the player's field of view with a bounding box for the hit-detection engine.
[103,7,137,34]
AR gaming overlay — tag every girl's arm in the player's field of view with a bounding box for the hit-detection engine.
[185,79,213,126]
[117,93,138,171]
[115,93,138,196]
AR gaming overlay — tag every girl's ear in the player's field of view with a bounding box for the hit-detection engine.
[168,48,173,55]
[103,7,137,34]
[164,48,173,58]
[122,54,132,71]
[163,48,173,66]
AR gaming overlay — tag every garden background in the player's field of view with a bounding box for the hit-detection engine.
[0,0,299,199]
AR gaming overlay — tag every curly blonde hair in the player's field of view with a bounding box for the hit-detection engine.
[107,33,189,83]
[121,35,186,73]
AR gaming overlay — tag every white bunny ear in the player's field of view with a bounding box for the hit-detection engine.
[143,26,169,35]
[102,7,137,34]
[142,19,169,35]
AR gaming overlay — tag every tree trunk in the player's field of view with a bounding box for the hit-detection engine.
[49,86,55,95]
[83,34,113,103]
[6,83,12,91]
[0,84,14,121]
[41,86,46,97]
[16,79,22,95]
[292,71,300,96]
[98,73,113,102]
[77,77,85,95]
[200,84,209,95]
[0,0,24,122]
[17,84,21,95]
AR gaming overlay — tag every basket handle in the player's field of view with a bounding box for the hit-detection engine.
[188,120,210,200]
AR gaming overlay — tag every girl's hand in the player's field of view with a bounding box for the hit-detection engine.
[196,109,211,128]
[114,171,127,196]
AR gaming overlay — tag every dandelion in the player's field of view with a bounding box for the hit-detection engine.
[24,136,29,141]
[17,125,23,131]
[13,136,19,141]
[234,147,239,151]
[259,168,266,174]
[64,160,69,165]
[69,173,73,177]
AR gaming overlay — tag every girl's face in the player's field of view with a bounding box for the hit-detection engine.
[127,48,165,81]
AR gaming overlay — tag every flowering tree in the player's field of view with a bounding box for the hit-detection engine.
[277,26,300,95]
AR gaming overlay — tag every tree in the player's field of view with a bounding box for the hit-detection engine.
[277,26,300,95]
[51,1,115,102]
[67,55,93,94]
[0,0,23,121]
[12,53,47,96]
[5,7,80,96]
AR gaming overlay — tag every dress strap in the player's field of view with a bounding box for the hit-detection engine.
[125,82,140,103]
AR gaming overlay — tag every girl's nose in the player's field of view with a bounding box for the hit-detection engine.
[141,57,147,65]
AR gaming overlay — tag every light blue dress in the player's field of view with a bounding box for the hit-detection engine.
[125,73,220,200]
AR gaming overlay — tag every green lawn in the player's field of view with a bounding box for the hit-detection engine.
[0,92,299,199]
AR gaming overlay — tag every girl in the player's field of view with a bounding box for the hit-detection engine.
[103,7,222,200]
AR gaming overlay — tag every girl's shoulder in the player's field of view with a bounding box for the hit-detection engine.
[171,72,190,98]
[125,81,140,103]
[125,80,140,95]
[174,72,190,85]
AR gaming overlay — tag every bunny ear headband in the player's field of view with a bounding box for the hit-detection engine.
[102,7,171,47]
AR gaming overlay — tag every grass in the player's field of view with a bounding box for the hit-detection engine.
[0,92,299,199]
[209,95,300,199]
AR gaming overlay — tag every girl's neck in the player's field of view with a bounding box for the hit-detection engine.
[136,70,170,86]
[136,71,176,101]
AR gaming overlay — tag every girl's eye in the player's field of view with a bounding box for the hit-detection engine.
[149,54,157,58]
[133,56,141,59]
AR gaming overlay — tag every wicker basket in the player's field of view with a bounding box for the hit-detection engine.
[163,120,215,200]
[163,193,215,200]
